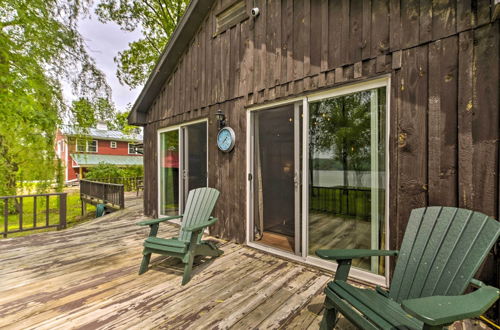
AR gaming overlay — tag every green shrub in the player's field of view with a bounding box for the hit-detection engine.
[85,163,124,180]
[85,163,143,181]
[122,165,143,178]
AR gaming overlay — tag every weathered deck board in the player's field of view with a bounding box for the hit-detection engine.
[0,196,331,329]
[0,195,490,329]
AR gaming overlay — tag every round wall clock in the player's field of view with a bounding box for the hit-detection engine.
[217,127,236,152]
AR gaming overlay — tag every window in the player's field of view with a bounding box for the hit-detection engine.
[215,0,247,35]
[87,140,97,152]
[128,143,143,155]
[76,140,85,152]
[76,139,98,153]
[110,141,117,148]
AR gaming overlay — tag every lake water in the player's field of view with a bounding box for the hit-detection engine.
[311,170,386,189]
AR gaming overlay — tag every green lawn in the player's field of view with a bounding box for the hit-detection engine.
[1,192,96,238]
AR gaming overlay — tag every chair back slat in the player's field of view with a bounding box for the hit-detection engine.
[178,187,220,243]
[389,206,500,302]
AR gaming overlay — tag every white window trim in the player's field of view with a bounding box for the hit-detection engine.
[245,76,391,287]
[76,139,98,153]
[65,140,69,181]
[88,140,98,153]
[75,139,84,152]
[128,142,139,154]
[110,141,117,148]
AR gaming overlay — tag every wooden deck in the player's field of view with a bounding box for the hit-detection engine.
[0,194,332,329]
[0,194,489,329]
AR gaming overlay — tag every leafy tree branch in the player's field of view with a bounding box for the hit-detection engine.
[0,0,113,195]
[95,0,189,89]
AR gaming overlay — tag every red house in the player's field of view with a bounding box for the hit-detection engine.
[55,122,143,183]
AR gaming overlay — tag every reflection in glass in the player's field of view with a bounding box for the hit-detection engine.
[186,123,207,196]
[308,87,386,275]
[160,130,179,215]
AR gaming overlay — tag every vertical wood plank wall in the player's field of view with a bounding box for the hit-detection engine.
[142,0,499,287]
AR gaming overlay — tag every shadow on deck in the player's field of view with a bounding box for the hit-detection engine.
[0,195,488,329]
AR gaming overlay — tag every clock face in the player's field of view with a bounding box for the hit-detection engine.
[217,127,235,152]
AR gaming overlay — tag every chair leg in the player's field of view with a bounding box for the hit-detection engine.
[319,299,338,330]
[181,253,195,285]
[139,252,151,275]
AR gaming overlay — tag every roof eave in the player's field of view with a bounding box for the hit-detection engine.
[128,0,217,126]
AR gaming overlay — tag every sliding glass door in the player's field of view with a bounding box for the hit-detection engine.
[308,87,387,275]
[159,121,208,216]
[250,103,302,254]
[247,80,389,280]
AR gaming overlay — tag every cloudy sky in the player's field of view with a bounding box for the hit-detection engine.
[76,11,144,113]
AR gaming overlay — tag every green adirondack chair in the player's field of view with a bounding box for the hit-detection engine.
[137,187,223,285]
[317,206,500,330]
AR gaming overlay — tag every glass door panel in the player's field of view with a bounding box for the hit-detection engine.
[183,122,208,201]
[308,87,387,275]
[252,104,299,254]
[159,130,180,216]
[159,121,207,216]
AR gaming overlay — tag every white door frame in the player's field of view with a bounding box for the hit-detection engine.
[157,118,208,219]
[246,76,391,287]
[246,101,302,256]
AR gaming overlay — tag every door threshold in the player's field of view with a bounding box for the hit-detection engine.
[256,231,294,253]
[246,241,387,287]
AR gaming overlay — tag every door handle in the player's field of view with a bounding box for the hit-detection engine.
[293,171,300,188]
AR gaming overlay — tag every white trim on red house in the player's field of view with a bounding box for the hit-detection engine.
[65,139,69,182]
[128,143,143,155]
[76,139,98,153]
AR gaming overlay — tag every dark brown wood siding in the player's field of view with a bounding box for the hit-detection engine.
[142,0,499,290]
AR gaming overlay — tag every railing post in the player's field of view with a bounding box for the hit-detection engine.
[46,195,49,227]
[59,193,67,230]
[82,199,87,216]
[18,197,23,232]
[3,199,8,238]
[103,183,107,204]
[120,185,125,209]
[33,196,37,228]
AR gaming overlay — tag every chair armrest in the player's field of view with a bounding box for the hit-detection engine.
[137,215,183,226]
[401,286,500,327]
[185,217,218,232]
[315,249,399,260]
